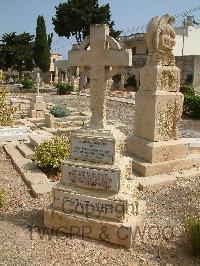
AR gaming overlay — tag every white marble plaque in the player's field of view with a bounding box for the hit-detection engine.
[71,137,115,164]
[0,127,29,142]
[62,165,119,191]
[53,189,126,222]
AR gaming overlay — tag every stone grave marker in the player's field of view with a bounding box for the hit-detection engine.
[44,24,145,248]
[127,14,200,176]
[29,73,47,119]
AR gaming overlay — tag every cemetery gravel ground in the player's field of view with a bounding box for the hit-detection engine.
[45,94,200,138]
[0,94,199,265]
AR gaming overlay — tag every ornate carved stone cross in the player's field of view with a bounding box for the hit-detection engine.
[69,24,132,128]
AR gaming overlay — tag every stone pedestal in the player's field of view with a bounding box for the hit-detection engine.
[127,64,200,176]
[44,126,145,247]
[29,95,46,119]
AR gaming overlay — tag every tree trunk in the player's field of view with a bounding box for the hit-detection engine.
[18,70,23,81]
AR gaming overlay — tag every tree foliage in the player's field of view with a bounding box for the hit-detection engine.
[33,15,51,72]
[0,32,34,79]
[52,0,121,44]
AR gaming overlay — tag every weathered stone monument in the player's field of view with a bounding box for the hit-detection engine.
[65,70,68,83]
[54,67,58,84]
[29,73,46,118]
[127,14,200,176]
[44,24,145,247]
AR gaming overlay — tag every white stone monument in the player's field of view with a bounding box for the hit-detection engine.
[54,67,58,84]
[29,73,46,118]
[44,24,145,247]
[36,72,41,95]
[65,70,68,83]
[120,74,125,89]
[50,73,53,84]
[127,14,200,176]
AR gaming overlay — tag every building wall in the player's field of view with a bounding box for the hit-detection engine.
[173,25,200,56]
[49,53,62,71]
[54,60,70,71]
[193,56,200,92]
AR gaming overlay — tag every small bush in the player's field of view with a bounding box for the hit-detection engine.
[0,189,4,208]
[180,85,195,96]
[56,82,73,95]
[183,95,200,119]
[21,78,35,90]
[186,216,200,256]
[35,135,70,175]
[50,105,71,118]
[0,87,16,126]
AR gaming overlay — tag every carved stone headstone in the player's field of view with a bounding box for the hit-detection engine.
[44,24,145,248]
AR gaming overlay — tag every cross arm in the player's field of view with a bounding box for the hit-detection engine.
[104,49,132,67]
[68,50,91,67]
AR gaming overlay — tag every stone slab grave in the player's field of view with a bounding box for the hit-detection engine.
[4,142,55,197]
[44,106,90,129]
[9,97,31,119]
[44,24,145,248]
[127,14,200,177]
[16,129,53,159]
[0,127,30,143]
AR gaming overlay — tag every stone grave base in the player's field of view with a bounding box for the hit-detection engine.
[44,200,146,248]
[127,136,189,163]
[29,95,46,119]
[29,110,46,119]
[61,156,132,192]
[131,153,200,176]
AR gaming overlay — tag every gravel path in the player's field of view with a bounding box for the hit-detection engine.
[0,146,200,265]
[44,94,200,138]
[0,93,199,265]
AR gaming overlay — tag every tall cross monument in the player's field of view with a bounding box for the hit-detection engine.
[69,24,132,128]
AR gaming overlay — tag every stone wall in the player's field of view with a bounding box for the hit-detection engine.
[175,55,200,92]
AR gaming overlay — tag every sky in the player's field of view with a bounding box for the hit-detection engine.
[0,0,200,59]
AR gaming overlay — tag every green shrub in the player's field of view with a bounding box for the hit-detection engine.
[0,87,16,126]
[56,82,73,95]
[186,216,200,256]
[0,189,4,208]
[21,78,35,90]
[35,135,70,175]
[50,105,71,117]
[183,95,200,119]
[180,85,195,96]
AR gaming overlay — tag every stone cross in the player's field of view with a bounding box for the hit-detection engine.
[36,72,41,96]
[69,24,132,128]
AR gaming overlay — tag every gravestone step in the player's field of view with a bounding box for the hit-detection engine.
[54,120,84,127]
[3,143,55,197]
[186,138,200,154]
[16,142,35,159]
[58,115,90,122]
[29,131,53,147]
